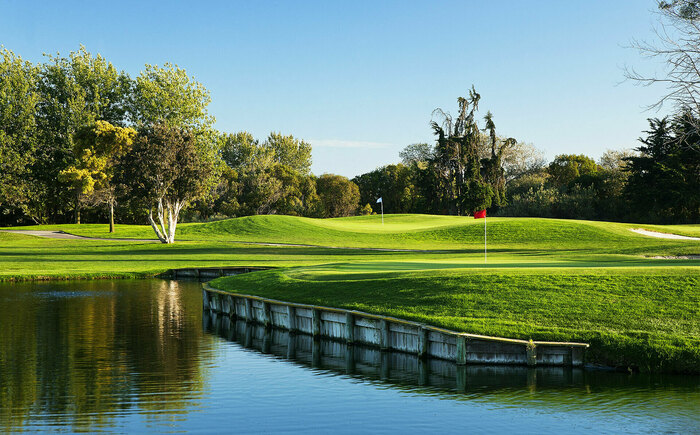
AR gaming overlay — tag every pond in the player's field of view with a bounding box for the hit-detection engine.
[0,279,697,433]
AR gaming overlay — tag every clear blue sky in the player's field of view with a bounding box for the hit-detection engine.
[1,0,671,177]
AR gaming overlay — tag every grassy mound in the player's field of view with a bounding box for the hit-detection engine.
[12,214,698,255]
[211,266,700,373]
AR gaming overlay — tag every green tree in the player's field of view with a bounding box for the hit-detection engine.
[125,123,220,243]
[315,174,360,217]
[263,132,312,174]
[59,121,136,229]
[353,164,417,214]
[626,115,700,222]
[430,88,510,214]
[0,48,39,224]
[35,46,131,223]
[220,131,268,169]
[399,143,433,166]
[547,154,599,187]
[130,63,214,129]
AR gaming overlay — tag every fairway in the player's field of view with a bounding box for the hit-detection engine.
[1,215,698,373]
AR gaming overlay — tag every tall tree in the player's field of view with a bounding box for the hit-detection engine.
[59,121,136,230]
[547,154,600,187]
[430,88,505,215]
[35,46,131,223]
[399,143,433,167]
[0,48,39,224]
[315,174,360,218]
[263,132,312,174]
[125,123,220,243]
[130,63,214,130]
[625,114,700,222]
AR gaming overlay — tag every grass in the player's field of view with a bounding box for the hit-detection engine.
[211,267,699,373]
[1,214,698,373]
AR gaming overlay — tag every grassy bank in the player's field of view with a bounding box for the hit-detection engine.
[1,215,698,373]
[210,266,700,373]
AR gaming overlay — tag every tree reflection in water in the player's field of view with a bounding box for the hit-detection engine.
[0,279,207,432]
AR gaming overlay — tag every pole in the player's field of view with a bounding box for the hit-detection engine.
[484,215,487,263]
[381,201,384,225]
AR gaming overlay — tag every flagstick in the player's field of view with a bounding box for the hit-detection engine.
[381,200,384,225]
[484,215,487,263]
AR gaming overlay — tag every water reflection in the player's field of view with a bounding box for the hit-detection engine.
[0,279,698,434]
[204,310,700,413]
[0,279,207,432]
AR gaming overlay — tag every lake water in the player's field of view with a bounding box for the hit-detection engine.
[0,279,698,434]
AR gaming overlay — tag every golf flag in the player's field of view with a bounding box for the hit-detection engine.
[377,197,382,203]
[377,197,384,224]
[474,209,487,263]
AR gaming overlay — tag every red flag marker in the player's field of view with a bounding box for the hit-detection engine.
[473,209,487,262]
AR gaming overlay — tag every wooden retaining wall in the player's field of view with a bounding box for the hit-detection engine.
[204,312,586,391]
[202,283,588,367]
[162,267,271,280]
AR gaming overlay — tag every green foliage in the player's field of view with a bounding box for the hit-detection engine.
[263,132,312,175]
[220,131,266,169]
[126,123,219,207]
[625,115,700,223]
[547,154,600,187]
[360,203,374,215]
[130,63,213,129]
[352,164,418,214]
[60,121,136,196]
[124,122,221,242]
[399,143,433,166]
[0,48,39,223]
[205,130,318,219]
[315,174,360,217]
[33,46,131,223]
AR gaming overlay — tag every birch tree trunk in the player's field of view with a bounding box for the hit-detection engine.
[109,200,115,233]
[148,197,186,243]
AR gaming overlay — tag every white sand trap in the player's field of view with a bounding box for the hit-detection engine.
[630,228,700,241]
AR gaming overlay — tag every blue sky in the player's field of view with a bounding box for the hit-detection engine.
[1,0,671,177]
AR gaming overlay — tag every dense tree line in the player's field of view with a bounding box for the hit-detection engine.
[2,45,697,234]
[352,113,699,223]
[0,47,361,239]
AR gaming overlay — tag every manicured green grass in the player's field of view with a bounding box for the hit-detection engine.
[211,266,700,373]
[2,214,698,373]
[4,214,700,254]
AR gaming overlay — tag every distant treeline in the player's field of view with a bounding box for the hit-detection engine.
[1,47,698,228]
[0,47,361,230]
[354,111,700,224]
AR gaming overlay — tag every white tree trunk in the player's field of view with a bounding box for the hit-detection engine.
[148,197,186,244]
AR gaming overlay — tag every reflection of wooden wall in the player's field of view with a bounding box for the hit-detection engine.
[203,283,588,367]
[204,313,586,392]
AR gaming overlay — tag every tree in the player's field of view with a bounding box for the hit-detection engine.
[547,154,600,187]
[625,114,700,222]
[352,164,417,214]
[315,174,360,217]
[430,88,512,214]
[125,123,220,243]
[399,143,433,166]
[263,132,312,174]
[35,46,131,223]
[59,121,136,230]
[0,48,39,225]
[627,1,700,138]
[220,131,267,169]
[130,63,214,129]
